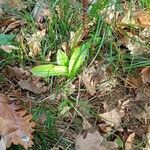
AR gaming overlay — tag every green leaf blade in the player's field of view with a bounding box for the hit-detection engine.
[31,64,69,77]
[69,43,89,77]
[57,50,69,66]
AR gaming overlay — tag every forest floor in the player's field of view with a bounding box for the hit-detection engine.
[1,0,150,150]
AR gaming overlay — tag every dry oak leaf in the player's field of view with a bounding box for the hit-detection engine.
[18,78,48,94]
[0,45,19,53]
[99,108,125,127]
[75,131,118,150]
[141,67,150,83]
[3,20,24,34]
[134,11,150,28]
[125,34,147,56]
[82,67,96,95]
[125,133,135,150]
[125,75,142,89]
[0,93,35,149]
[27,29,46,57]
[0,18,15,29]
[0,18,24,33]
[7,66,31,79]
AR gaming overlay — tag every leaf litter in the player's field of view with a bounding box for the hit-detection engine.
[2,0,150,150]
[125,132,135,150]
[75,131,118,150]
[0,94,35,149]
[7,66,49,94]
[26,29,46,57]
[32,0,51,23]
[82,63,118,96]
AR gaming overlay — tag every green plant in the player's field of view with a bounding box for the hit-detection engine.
[31,42,90,78]
[0,34,15,46]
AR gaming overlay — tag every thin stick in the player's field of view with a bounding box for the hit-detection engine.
[82,0,88,30]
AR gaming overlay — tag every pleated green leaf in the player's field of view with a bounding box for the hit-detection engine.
[69,43,89,77]
[57,50,69,66]
[32,64,69,77]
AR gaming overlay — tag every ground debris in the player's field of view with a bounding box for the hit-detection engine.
[141,67,150,84]
[1,0,150,149]
[7,66,31,79]
[6,66,49,94]
[125,132,135,150]
[26,29,46,57]
[18,78,49,94]
[75,130,118,150]
[0,93,35,149]
[99,108,125,128]
[32,0,51,23]
[82,63,118,95]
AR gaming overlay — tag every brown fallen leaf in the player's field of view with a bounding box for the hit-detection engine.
[18,78,48,94]
[27,29,46,57]
[125,34,147,56]
[95,64,118,94]
[134,10,150,28]
[0,93,35,149]
[82,67,96,95]
[0,45,19,53]
[0,18,16,29]
[75,131,118,150]
[99,108,125,127]
[3,20,24,34]
[141,67,150,84]
[125,75,142,89]
[7,66,31,79]
[0,16,24,33]
[125,133,135,150]
[98,123,112,134]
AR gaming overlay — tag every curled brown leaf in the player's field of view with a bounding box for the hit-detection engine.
[141,67,150,84]
[0,93,35,149]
